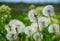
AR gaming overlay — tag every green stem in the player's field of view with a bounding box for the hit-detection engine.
[49,16,58,41]
[30,35,33,41]
[25,36,28,41]
[35,16,42,41]
[49,17,56,34]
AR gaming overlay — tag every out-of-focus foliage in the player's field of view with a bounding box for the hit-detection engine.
[0,5,11,41]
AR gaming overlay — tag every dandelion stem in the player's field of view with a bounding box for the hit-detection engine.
[25,36,28,41]
[49,16,58,41]
[34,14,42,41]
[49,17,56,34]
[30,35,33,41]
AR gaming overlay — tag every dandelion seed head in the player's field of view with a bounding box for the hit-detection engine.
[28,9,39,22]
[48,24,60,35]
[9,19,25,33]
[6,32,17,41]
[33,32,43,40]
[43,5,55,16]
[24,26,35,36]
[38,17,49,27]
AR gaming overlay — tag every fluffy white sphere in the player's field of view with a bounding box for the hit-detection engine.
[24,26,35,36]
[9,19,25,33]
[48,24,60,35]
[31,23,38,32]
[38,17,49,29]
[5,24,11,32]
[6,32,17,41]
[31,21,48,32]
[33,32,43,41]
[43,5,55,16]
[28,9,39,23]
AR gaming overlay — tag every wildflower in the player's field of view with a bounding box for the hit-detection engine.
[31,23,38,32]
[33,32,43,41]
[48,24,60,35]
[43,5,55,16]
[9,19,25,33]
[24,26,35,36]
[31,20,48,32]
[38,17,49,29]
[6,32,17,41]
[28,9,39,22]
[5,24,11,32]
[5,24,17,34]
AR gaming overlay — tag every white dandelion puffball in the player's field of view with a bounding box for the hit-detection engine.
[5,24,17,34]
[43,5,55,16]
[33,32,43,41]
[6,32,17,41]
[31,22,46,32]
[9,19,25,33]
[48,24,60,35]
[38,17,49,29]
[5,24,11,32]
[28,9,39,22]
[31,23,38,32]
[24,26,35,36]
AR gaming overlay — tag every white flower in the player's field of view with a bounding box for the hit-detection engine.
[31,23,38,32]
[5,24,17,34]
[24,26,35,36]
[6,32,17,41]
[29,17,49,31]
[38,17,49,29]
[5,24,11,32]
[31,21,48,32]
[43,5,55,16]
[33,32,43,41]
[28,9,39,22]
[9,19,25,33]
[48,24,60,35]
[16,25,25,33]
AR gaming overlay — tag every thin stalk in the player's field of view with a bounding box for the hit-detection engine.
[30,35,33,41]
[49,16,56,34]
[16,28,19,41]
[25,36,28,41]
[49,15,58,41]
[35,15,42,41]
